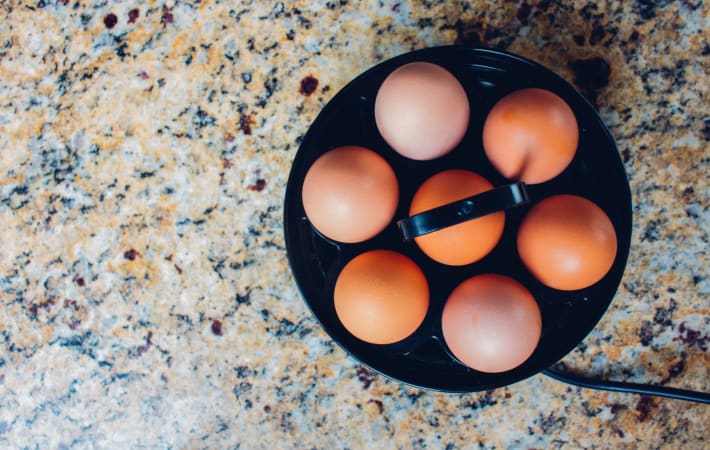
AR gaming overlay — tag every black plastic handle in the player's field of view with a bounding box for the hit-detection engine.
[397,182,529,242]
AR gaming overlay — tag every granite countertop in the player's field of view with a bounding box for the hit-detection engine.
[1,1,708,448]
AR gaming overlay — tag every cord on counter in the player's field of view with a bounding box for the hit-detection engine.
[543,367,710,405]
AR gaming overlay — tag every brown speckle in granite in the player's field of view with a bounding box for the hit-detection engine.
[356,367,375,390]
[248,179,266,192]
[72,275,85,287]
[608,403,627,415]
[264,405,271,413]
[174,264,183,274]
[211,320,223,336]
[675,322,708,351]
[367,399,384,414]
[128,8,139,24]
[64,299,78,310]
[635,395,657,422]
[299,76,319,96]
[135,331,153,356]
[28,298,55,318]
[161,5,174,27]
[239,114,255,135]
[103,13,117,29]
[222,158,233,169]
[123,249,141,261]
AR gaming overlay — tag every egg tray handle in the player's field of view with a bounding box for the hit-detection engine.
[397,182,530,242]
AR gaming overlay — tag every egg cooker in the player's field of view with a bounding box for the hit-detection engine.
[283,46,632,392]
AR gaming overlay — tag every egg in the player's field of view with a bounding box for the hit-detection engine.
[334,250,429,344]
[441,274,542,373]
[302,146,399,243]
[375,62,470,160]
[409,170,504,266]
[483,88,578,184]
[517,195,617,290]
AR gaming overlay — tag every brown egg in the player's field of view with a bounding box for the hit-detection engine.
[302,146,399,243]
[483,88,578,184]
[409,170,504,266]
[517,195,617,290]
[375,62,470,160]
[441,274,542,373]
[334,250,429,344]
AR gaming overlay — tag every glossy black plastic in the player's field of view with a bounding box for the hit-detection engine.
[283,46,632,392]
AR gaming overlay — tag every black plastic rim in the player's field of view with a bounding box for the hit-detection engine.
[283,46,632,393]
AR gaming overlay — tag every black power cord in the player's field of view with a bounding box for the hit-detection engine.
[542,367,710,404]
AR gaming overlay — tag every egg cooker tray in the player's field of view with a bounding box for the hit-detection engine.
[284,46,632,392]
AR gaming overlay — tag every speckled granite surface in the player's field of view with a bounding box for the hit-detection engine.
[0,0,708,448]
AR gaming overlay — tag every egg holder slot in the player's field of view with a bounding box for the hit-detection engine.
[284,47,632,392]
